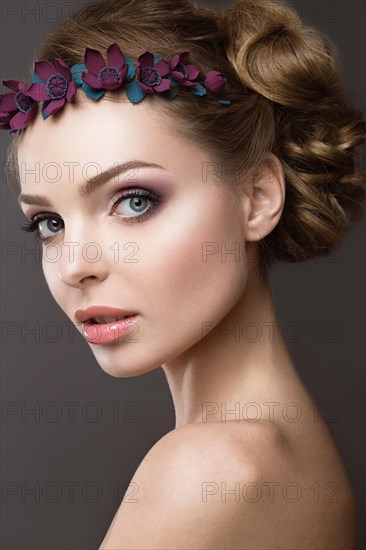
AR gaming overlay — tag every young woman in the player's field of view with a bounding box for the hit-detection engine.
[1,0,364,547]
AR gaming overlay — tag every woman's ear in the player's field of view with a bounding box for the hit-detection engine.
[240,152,286,242]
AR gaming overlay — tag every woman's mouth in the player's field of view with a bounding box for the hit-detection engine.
[82,315,139,345]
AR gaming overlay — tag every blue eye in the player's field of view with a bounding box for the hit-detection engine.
[111,189,161,221]
[20,188,163,244]
[20,215,63,244]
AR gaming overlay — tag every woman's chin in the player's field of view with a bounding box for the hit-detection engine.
[90,346,162,378]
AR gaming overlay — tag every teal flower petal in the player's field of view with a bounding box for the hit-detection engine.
[166,76,179,87]
[71,63,87,86]
[166,89,178,100]
[153,54,161,64]
[165,79,179,99]
[218,99,231,105]
[165,74,177,83]
[124,55,136,81]
[32,71,45,84]
[81,82,106,100]
[126,80,146,104]
[41,101,50,119]
[190,83,207,96]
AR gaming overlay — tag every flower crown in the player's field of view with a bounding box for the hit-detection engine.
[0,43,231,134]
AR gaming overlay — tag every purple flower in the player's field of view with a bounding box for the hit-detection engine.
[135,51,171,94]
[0,79,37,131]
[169,51,200,88]
[82,43,129,90]
[26,58,77,117]
[203,71,227,94]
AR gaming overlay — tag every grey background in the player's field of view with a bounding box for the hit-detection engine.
[0,1,365,549]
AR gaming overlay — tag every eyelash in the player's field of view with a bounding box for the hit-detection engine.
[20,188,163,244]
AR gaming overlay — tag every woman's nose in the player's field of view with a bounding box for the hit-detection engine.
[56,238,108,288]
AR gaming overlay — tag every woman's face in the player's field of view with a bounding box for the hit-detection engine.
[17,92,251,376]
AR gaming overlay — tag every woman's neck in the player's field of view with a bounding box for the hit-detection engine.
[162,274,302,429]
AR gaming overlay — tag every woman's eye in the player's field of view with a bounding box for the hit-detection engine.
[20,189,163,243]
[38,218,64,239]
[113,192,152,217]
[20,216,64,244]
[111,189,162,222]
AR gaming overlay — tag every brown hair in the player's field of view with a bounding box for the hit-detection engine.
[6,0,366,279]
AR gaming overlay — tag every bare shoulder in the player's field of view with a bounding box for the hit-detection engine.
[99,420,295,549]
[99,420,357,549]
[120,419,291,497]
[155,418,292,475]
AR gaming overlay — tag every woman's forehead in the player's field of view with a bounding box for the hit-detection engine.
[19,93,164,154]
[17,93,215,192]
[20,98,174,163]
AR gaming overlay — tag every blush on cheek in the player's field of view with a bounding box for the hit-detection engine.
[139,194,247,332]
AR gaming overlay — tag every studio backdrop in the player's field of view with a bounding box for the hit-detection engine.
[1,0,365,549]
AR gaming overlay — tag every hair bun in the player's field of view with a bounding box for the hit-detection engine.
[224,0,366,267]
[225,0,342,109]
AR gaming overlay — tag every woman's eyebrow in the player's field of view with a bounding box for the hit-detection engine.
[17,160,167,206]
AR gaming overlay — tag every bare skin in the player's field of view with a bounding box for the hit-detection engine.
[99,284,357,549]
[17,91,357,548]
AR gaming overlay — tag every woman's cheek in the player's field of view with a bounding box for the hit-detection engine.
[136,196,247,327]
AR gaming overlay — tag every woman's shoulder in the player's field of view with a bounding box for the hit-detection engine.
[155,418,290,476]
[99,420,294,549]
[155,419,357,548]
[122,419,286,505]
[100,419,357,549]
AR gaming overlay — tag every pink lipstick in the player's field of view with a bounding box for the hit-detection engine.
[75,306,139,345]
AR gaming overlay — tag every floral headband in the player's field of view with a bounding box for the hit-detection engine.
[0,43,231,134]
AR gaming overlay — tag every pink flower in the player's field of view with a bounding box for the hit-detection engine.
[203,70,227,94]
[26,58,77,117]
[169,51,200,88]
[135,51,171,94]
[82,43,129,90]
[0,79,37,131]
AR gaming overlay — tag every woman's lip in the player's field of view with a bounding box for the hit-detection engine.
[82,314,139,345]
[75,306,138,323]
